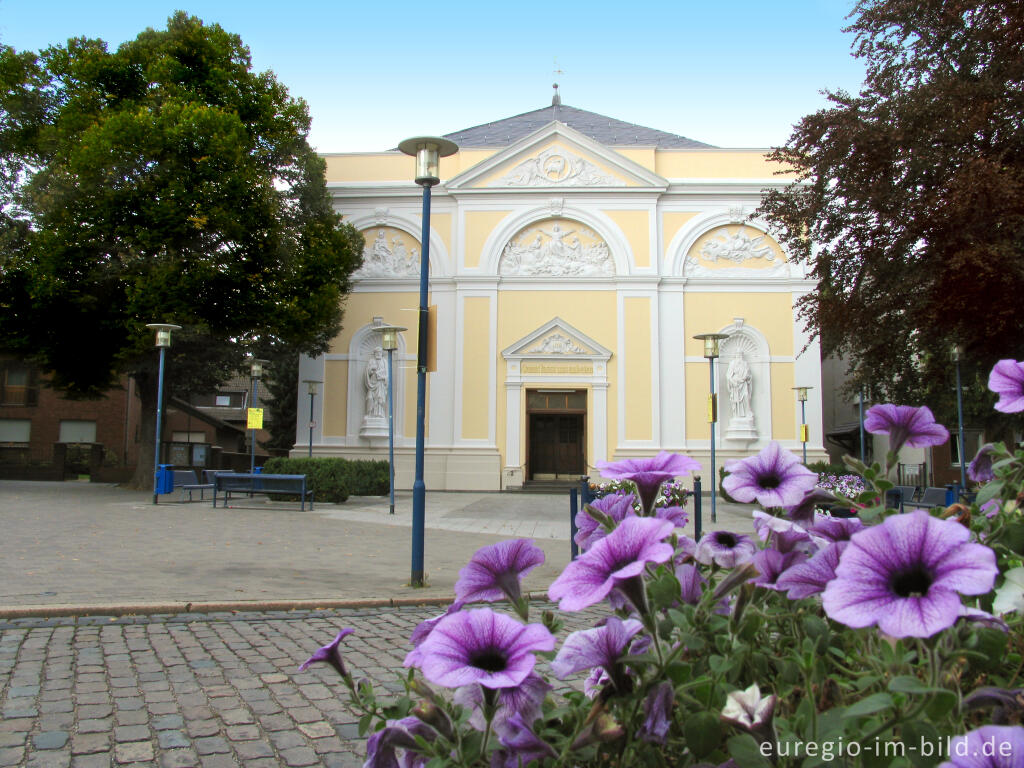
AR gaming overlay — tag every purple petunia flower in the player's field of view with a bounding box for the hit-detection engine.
[969,443,998,484]
[785,487,838,524]
[807,513,865,545]
[694,531,757,568]
[299,628,355,678]
[364,716,435,768]
[675,563,707,604]
[822,510,998,638]
[404,608,554,690]
[597,451,701,514]
[492,712,558,768]
[454,539,545,604]
[864,404,949,454]
[939,725,1024,768]
[550,616,644,682]
[750,549,808,591]
[640,681,674,745]
[776,542,846,600]
[453,672,551,738]
[989,360,1024,414]
[722,442,818,509]
[574,492,637,551]
[548,516,675,612]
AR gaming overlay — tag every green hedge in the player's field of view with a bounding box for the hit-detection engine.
[261,457,390,503]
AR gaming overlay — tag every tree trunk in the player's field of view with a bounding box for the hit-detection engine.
[127,373,159,490]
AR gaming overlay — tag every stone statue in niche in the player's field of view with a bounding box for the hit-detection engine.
[364,348,388,419]
[725,353,757,441]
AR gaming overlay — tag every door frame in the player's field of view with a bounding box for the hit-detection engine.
[525,389,587,480]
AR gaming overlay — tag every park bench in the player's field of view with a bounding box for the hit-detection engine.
[885,485,919,511]
[908,486,952,509]
[177,469,235,502]
[213,472,314,511]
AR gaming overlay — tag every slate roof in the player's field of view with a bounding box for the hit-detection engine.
[442,104,714,149]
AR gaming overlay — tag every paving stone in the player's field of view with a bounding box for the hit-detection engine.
[115,711,148,727]
[71,754,111,768]
[33,731,70,750]
[151,715,184,731]
[76,719,112,735]
[297,721,335,739]
[270,731,306,750]
[286,707,323,724]
[25,749,72,768]
[280,746,320,767]
[193,737,230,756]
[218,709,254,726]
[70,733,109,755]
[159,749,200,768]
[113,725,150,743]
[0,747,26,767]
[224,724,260,741]
[113,740,154,764]
[185,720,219,739]
[198,755,238,768]
[77,704,113,719]
[233,740,274,760]
[156,731,190,750]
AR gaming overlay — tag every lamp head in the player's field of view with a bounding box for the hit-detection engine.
[693,333,730,359]
[951,343,963,363]
[398,136,458,187]
[145,323,182,348]
[793,386,812,402]
[302,379,322,395]
[249,358,269,379]
[376,324,408,352]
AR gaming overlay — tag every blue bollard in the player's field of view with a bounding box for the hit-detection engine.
[569,488,579,561]
[693,477,703,540]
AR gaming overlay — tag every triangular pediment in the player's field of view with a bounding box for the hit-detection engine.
[447,123,667,191]
[502,317,612,361]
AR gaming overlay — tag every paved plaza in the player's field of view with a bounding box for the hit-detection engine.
[0,479,756,766]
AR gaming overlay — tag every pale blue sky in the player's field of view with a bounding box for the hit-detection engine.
[1,0,867,152]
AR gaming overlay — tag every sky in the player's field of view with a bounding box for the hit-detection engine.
[0,0,868,152]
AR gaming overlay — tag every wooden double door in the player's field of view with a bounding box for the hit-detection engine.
[528,412,585,480]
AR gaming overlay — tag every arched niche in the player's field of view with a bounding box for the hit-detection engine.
[717,319,772,446]
[346,318,409,443]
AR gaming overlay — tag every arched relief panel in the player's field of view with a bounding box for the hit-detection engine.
[479,206,632,277]
[345,319,409,443]
[668,209,797,279]
[346,209,450,278]
[717,319,772,447]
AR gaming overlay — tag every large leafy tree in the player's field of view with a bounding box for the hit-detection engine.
[759,0,1024,427]
[0,13,362,485]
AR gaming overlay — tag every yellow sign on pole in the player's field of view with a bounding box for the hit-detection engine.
[247,408,264,430]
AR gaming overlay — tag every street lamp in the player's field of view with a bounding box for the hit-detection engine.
[248,358,268,475]
[694,332,730,524]
[398,135,458,587]
[145,323,181,505]
[793,386,812,465]
[301,379,322,458]
[375,325,406,516]
[952,344,967,492]
[856,390,867,464]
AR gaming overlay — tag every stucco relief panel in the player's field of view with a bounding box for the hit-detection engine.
[684,225,789,278]
[499,218,615,277]
[355,226,421,278]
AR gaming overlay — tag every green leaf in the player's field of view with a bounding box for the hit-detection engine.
[887,675,933,694]
[843,692,894,718]
[975,480,1004,506]
[727,733,773,768]
[902,721,942,768]
[684,711,722,758]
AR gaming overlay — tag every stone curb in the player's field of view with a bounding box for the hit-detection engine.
[0,591,558,619]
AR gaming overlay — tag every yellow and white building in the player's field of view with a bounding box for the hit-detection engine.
[295,100,826,489]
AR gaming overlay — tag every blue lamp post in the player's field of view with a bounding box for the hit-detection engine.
[857,390,867,464]
[793,386,812,465]
[375,324,406,516]
[248,358,268,475]
[952,344,967,493]
[146,323,181,505]
[301,379,321,458]
[694,333,730,524]
[398,135,458,587]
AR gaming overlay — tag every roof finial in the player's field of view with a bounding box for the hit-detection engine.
[552,82,561,106]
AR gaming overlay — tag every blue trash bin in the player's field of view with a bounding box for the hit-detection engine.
[155,464,174,495]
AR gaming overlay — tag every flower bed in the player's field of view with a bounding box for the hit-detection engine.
[298,362,1024,767]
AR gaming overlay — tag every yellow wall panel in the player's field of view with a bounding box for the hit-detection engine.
[604,210,650,268]
[464,211,511,268]
[684,361,712,439]
[624,297,652,441]
[328,293,419,354]
[683,294,795,357]
[430,213,452,254]
[323,154,412,183]
[614,148,656,172]
[654,150,795,180]
[323,360,348,436]
[461,297,491,440]
[771,363,796,440]
[662,212,698,263]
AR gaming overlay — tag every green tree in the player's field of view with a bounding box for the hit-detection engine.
[758,0,1024,427]
[0,13,362,485]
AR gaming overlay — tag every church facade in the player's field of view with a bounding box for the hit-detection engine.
[295,102,826,490]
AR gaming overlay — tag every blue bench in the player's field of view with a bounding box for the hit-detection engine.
[908,486,953,509]
[213,473,314,511]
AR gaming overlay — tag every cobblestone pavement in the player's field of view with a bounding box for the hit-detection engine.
[0,605,602,768]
